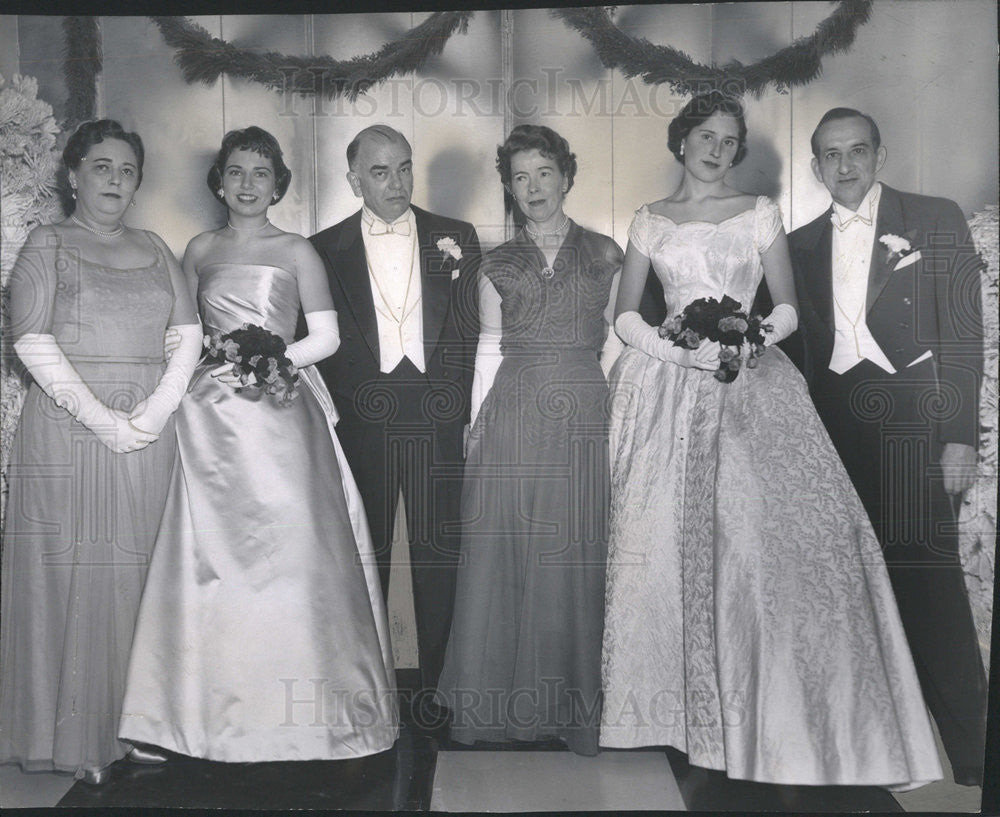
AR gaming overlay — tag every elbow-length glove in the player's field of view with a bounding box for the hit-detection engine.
[285,310,340,368]
[615,311,703,366]
[14,332,159,453]
[761,303,797,346]
[129,323,203,435]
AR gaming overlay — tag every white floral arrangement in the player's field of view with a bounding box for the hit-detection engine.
[878,233,910,255]
[961,205,998,665]
[437,235,462,261]
[0,74,63,520]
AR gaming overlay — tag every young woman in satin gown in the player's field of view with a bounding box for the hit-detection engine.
[599,92,942,788]
[437,125,623,755]
[119,127,398,761]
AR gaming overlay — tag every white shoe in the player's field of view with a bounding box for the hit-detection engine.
[127,744,169,764]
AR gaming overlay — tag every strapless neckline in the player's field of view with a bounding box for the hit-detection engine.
[202,262,295,277]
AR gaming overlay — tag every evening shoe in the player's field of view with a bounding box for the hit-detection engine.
[128,744,168,764]
[82,765,111,786]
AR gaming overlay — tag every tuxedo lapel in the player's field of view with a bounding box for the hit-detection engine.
[803,212,836,332]
[334,212,380,361]
[866,185,905,314]
[414,207,450,358]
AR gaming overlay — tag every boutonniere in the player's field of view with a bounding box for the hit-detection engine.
[437,236,462,279]
[437,236,462,261]
[879,233,920,268]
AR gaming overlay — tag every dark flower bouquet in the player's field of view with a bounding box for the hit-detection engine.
[659,295,771,382]
[204,322,299,404]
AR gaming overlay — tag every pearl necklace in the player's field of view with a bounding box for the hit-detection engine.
[525,215,570,238]
[228,219,271,233]
[71,215,124,239]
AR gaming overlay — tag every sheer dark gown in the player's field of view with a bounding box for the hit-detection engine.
[437,222,622,756]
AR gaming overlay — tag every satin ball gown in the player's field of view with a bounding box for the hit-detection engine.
[119,264,398,761]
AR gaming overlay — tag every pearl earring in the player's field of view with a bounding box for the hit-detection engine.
[679,144,685,156]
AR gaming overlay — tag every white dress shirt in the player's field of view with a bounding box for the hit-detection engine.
[829,183,896,374]
[361,206,426,373]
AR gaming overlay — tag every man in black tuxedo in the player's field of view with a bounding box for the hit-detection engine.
[310,125,480,696]
[787,108,987,786]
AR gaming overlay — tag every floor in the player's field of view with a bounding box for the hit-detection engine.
[0,675,986,813]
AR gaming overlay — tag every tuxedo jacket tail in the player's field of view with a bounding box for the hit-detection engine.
[787,184,988,775]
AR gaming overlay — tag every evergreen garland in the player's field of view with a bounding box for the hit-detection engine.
[150,13,473,101]
[60,6,873,105]
[62,16,102,128]
[551,1,873,97]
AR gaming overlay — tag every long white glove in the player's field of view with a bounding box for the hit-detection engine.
[761,302,798,346]
[285,310,340,368]
[13,333,159,453]
[470,330,503,429]
[600,326,624,379]
[163,326,182,360]
[129,323,202,435]
[615,311,720,370]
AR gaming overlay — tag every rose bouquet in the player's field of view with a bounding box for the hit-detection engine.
[659,295,771,382]
[204,323,299,404]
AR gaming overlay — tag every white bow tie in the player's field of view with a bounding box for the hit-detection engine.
[832,210,872,231]
[369,219,411,236]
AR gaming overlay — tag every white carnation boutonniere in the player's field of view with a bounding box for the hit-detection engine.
[879,233,920,269]
[437,236,463,279]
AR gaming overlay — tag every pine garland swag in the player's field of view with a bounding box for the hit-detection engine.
[58,6,874,107]
[62,16,102,128]
[150,13,473,101]
[551,1,874,97]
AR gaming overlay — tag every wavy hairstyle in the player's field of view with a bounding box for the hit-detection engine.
[667,91,748,166]
[207,126,292,204]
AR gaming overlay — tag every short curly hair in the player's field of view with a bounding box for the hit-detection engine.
[207,126,292,204]
[667,91,748,166]
[63,119,145,184]
[496,124,577,194]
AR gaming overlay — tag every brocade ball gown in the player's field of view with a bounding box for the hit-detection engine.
[599,198,943,788]
[437,223,621,756]
[0,236,178,776]
[118,264,398,761]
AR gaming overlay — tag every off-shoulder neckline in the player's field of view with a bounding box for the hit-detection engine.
[640,195,768,227]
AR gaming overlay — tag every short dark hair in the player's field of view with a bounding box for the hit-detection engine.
[63,119,145,184]
[496,124,578,193]
[810,108,882,157]
[346,125,412,171]
[667,91,748,166]
[207,126,292,204]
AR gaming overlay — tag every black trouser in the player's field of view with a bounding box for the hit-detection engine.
[812,359,987,773]
[335,359,464,693]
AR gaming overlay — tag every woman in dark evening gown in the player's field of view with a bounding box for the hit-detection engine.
[437,125,623,755]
